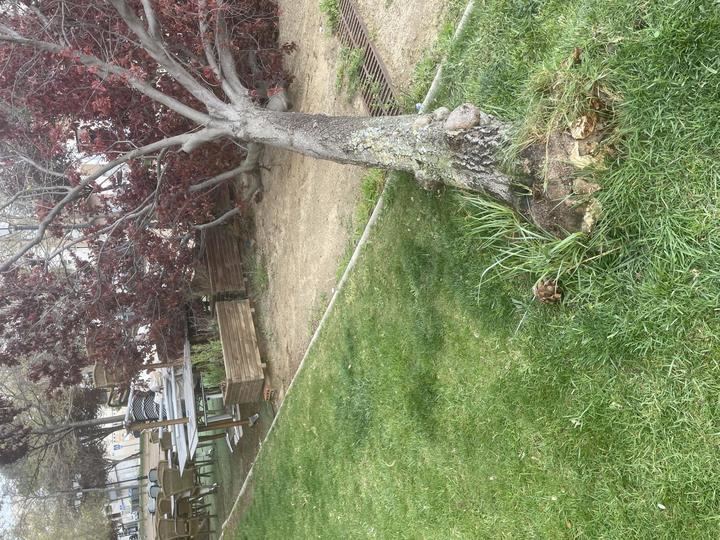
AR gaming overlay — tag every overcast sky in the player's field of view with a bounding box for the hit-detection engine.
[0,475,14,535]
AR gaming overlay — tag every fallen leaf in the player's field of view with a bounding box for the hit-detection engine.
[570,142,600,169]
[570,114,598,140]
[582,199,603,233]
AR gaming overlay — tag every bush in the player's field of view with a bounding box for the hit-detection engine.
[191,340,226,388]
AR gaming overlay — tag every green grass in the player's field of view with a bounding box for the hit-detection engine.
[335,46,365,99]
[335,169,386,281]
[308,291,329,334]
[319,0,340,33]
[234,0,720,537]
[246,251,269,295]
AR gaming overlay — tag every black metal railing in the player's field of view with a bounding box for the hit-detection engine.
[336,0,402,116]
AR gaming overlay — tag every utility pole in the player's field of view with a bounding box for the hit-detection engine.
[1,476,149,503]
[34,413,127,434]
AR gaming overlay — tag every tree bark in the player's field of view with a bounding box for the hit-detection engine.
[224,103,591,234]
[234,106,526,209]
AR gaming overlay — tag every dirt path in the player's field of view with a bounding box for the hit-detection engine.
[355,0,449,91]
[250,0,449,405]
[250,0,365,404]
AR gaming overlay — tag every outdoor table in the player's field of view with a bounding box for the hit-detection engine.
[124,339,254,494]
[161,365,187,472]
[158,341,198,475]
[199,374,209,426]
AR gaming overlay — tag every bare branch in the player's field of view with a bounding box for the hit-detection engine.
[0,22,21,40]
[0,187,72,217]
[0,31,211,125]
[198,0,221,79]
[0,130,215,272]
[10,151,66,179]
[194,207,240,230]
[180,127,233,153]
[0,190,26,215]
[140,0,161,39]
[188,161,255,193]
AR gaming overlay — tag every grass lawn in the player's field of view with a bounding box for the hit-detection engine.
[233,0,720,537]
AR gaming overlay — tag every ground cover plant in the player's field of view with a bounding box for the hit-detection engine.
[235,0,720,537]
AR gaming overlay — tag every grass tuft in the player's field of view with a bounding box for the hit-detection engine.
[335,46,365,99]
[319,0,340,33]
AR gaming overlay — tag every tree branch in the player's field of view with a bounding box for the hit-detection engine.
[198,0,221,79]
[188,162,255,193]
[0,31,211,125]
[194,207,240,230]
[109,0,230,114]
[10,151,67,179]
[180,127,232,153]
[0,130,212,272]
[140,0,161,39]
[215,0,253,107]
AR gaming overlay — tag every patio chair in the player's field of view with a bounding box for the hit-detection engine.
[159,430,173,451]
[158,460,196,482]
[175,497,192,519]
[157,517,207,540]
[156,496,172,515]
[161,466,195,497]
[156,518,186,540]
[149,468,159,483]
[156,460,169,484]
[174,497,216,521]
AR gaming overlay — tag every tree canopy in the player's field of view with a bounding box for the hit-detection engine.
[0,0,569,389]
[0,0,292,386]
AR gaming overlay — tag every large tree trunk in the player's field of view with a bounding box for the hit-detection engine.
[230,103,592,235]
[239,105,520,202]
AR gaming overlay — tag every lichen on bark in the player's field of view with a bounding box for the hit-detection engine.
[250,103,599,236]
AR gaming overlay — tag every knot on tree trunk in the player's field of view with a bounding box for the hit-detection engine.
[412,104,605,237]
[443,103,492,134]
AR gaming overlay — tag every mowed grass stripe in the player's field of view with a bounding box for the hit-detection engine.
[235,0,720,537]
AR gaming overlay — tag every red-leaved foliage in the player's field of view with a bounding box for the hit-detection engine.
[0,0,291,387]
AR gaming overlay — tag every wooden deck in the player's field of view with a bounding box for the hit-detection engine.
[204,227,247,297]
[215,300,265,404]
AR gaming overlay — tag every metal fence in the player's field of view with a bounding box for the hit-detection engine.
[336,0,402,116]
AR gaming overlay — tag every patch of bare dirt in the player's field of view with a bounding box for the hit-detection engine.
[355,0,449,91]
[520,110,612,236]
[250,0,449,407]
[249,0,366,405]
